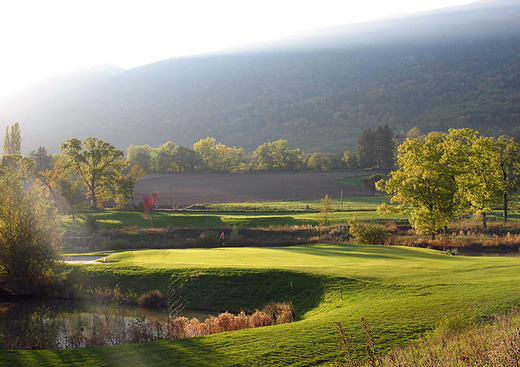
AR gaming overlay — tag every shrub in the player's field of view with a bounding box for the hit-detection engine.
[138,290,166,308]
[81,215,100,235]
[0,171,63,295]
[228,226,242,246]
[349,220,390,245]
[198,231,221,247]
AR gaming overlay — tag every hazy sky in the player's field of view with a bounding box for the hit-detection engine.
[0,0,475,98]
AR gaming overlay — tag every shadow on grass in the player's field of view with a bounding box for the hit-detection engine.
[271,243,455,261]
[0,336,230,366]
[67,265,330,317]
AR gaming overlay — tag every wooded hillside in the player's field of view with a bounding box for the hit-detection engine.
[1,1,519,154]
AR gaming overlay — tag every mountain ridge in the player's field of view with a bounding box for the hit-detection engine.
[1,1,519,154]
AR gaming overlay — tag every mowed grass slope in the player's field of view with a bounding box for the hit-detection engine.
[61,197,394,233]
[3,244,520,366]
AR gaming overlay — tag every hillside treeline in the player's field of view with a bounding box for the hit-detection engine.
[126,125,396,173]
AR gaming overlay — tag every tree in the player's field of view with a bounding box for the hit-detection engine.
[215,143,244,172]
[250,140,304,171]
[452,131,503,228]
[2,123,21,156]
[496,136,520,223]
[152,141,178,172]
[115,165,146,208]
[29,147,53,172]
[0,170,63,295]
[172,146,202,172]
[374,125,395,168]
[126,144,153,172]
[61,137,126,208]
[342,151,357,168]
[377,131,462,239]
[319,194,332,225]
[357,128,376,168]
[308,152,332,171]
[362,174,385,194]
[193,137,218,171]
[33,157,87,219]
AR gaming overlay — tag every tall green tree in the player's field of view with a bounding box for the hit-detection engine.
[2,123,21,156]
[29,146,52,172]
[0,170,63,295]
[357,128,376,168]
[61,137,126,208]
[374,124,395,168]
[250,140,304,171]
[496,136,520,222]
[115,165,146,208]
[126,144,153,172]
[452,131,503,228]
[152,141,178,172]
[172,146,202,172]
[193,137,218,171]
[377,131,462,239]
[308,152,332,171]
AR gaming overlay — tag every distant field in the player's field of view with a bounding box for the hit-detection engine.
[134,171,375,208]
[62,200,397,233]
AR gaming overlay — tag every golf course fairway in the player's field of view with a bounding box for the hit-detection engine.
[2,243,520,366]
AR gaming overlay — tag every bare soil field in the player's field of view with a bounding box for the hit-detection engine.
[134,171,371,207]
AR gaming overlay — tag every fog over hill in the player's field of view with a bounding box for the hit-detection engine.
[1,0,519,155]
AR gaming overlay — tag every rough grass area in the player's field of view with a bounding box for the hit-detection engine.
[61,199,397,234]
[4,244,520,366]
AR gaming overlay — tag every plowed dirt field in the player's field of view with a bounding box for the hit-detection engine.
[134,171,371,207]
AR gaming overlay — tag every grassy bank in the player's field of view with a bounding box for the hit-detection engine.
[3,244,520,366]
[61,197,396,234]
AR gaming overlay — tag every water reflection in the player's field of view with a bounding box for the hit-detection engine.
[0,296,215,349]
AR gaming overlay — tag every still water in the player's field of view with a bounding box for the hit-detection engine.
[0,296,215,349]
[0,296,214,322]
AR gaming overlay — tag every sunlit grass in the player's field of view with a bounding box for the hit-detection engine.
[60,197,400,234]
[4,243,520,365]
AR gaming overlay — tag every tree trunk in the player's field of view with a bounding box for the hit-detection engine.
[91,186,97,209]
[504,192,508,223]
[482,211,487,229]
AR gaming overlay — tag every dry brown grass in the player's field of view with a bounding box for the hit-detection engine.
[167,302,294,338]
[1,302,294,350]
[333,309,520,366]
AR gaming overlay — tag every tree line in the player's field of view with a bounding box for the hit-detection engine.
[127,126,398,174]
[377,128,520,239]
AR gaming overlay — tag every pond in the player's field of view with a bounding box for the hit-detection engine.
[0,296,216,349]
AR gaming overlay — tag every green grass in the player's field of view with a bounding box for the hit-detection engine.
[192,196,389,211]
[61,198,396,234]
[3,244,520,366]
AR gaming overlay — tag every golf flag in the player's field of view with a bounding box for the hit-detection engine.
[220,232,225,239]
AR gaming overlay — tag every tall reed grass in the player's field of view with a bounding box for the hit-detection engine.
[332,309,520,366]
[0,302,293,350]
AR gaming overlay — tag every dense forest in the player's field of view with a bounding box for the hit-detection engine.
[0,1,519,154]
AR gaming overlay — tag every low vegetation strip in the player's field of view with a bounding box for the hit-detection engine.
[3,244,520,366]
[333,309,520,366]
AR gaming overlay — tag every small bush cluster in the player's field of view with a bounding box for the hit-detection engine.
[349,221,390,245]
[137,290,166,308]
[320,224,351,242]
